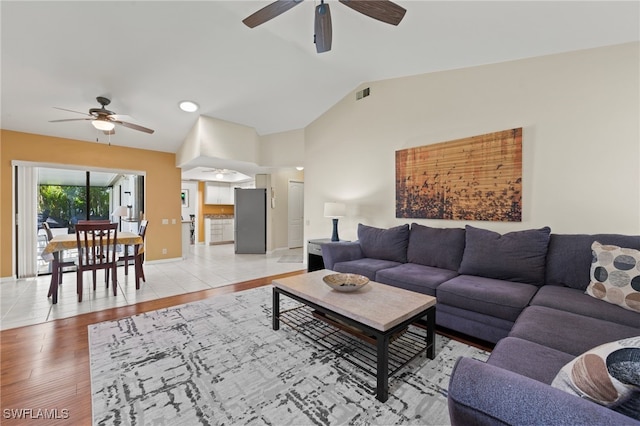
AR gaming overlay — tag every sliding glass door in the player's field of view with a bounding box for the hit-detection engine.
[32,167,144,276]
[37,169,114,233]
[36,168,118,275]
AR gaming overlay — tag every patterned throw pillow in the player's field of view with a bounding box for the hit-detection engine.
[551,337,640,420]
[585,242,640,313]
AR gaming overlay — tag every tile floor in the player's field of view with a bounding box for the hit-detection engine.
[0,244,305,331]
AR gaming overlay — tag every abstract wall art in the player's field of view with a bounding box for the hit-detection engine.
[396,128,522,221]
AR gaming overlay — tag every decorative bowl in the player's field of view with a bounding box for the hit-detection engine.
[322,273,369,292]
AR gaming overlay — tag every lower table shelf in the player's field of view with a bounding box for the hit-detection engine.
[278,304,431,379]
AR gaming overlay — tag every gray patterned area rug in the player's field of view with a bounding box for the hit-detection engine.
[89,286,489,425]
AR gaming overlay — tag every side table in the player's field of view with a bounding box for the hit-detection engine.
[307,238,349,272]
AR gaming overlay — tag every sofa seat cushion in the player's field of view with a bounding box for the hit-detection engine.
[488,337,575,385]
[333,258,401,281]
[437,304,513,344]
[532,285,640,328]
[374,263,458,296]
[436,275,538,322]
[510,306,640,357]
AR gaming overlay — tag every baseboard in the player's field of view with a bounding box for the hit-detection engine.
[145,257,183,265]
[0,275,18,282]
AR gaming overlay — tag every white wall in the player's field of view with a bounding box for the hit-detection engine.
[260,129,305,168]
[305,43,640,241]
[180,180,198,220]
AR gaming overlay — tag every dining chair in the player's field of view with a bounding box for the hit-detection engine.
[75,222,118,302]
[42,222,75,284]
[118,220,148,284]
[134,220,148,286]
[77,219,111,224]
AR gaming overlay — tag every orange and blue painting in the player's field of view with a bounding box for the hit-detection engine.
[396,128,522,221]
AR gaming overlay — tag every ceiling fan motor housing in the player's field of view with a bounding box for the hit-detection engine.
[96,96,111,107]
[90,97,115,117]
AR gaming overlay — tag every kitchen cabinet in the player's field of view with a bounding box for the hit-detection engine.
[205,182,232,204]
[222,219,234,242]
[205,217,234,244]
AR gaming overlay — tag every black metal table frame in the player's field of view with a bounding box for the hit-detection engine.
[272,286,436,402]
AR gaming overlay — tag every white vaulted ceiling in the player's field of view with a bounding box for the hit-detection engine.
[1,1,638,154]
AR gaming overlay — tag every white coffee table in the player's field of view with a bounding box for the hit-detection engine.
[272,269,437,402]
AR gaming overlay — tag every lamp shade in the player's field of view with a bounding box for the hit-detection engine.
[111,205,129,217]
[324,202,346,218]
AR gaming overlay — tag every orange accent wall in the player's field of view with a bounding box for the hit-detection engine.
[1,130,182,278]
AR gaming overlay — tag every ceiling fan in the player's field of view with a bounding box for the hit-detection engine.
[49,96,154,135]
[242,0,407,53]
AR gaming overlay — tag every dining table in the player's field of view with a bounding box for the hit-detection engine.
[42,231,144,304]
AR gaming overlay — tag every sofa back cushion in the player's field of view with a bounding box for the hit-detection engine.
[358,223,409,263]
[407,224,465,270]
[546,234,640,290]
[458,225,551,286]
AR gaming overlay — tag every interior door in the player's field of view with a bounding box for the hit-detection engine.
[287,181,304,248]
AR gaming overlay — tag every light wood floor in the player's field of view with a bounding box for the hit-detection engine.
[0,271,302,426]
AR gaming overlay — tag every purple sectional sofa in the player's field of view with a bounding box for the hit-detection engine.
[320,223,640,425]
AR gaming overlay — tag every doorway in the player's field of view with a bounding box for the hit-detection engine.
[36,168,115,275]
[287,181,304,249]
[13,162,144,277]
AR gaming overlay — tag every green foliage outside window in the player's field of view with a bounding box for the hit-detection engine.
[39,185,111,227]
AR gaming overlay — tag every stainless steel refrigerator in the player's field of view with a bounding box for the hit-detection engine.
[234,188,267,254]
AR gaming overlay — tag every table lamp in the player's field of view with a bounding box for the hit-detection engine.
[111,205,129,221]
[324,202,346,242]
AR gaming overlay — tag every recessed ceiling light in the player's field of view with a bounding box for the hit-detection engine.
[179,101,199,112]
[296,166,304,171]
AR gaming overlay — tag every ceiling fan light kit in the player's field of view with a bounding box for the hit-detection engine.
[92,119,115,131]
[50,96,155,136]
[243,0,406,53]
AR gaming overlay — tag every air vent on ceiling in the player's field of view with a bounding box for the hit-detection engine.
[356,87,370,100]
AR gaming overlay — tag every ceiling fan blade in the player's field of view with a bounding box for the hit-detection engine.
[49,118,93,123]
[107,114,132,121]
[242,0,304,28]
[314,2,332,53]
[113,120,155,134]
[339,0,406,25]
[53,107,92,117]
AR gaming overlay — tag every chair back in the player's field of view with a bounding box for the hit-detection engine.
[75,223,118,268]
[42,222,54,241]
[77,219,111,224]
[136,220,149,256]
[138,220,149,239]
